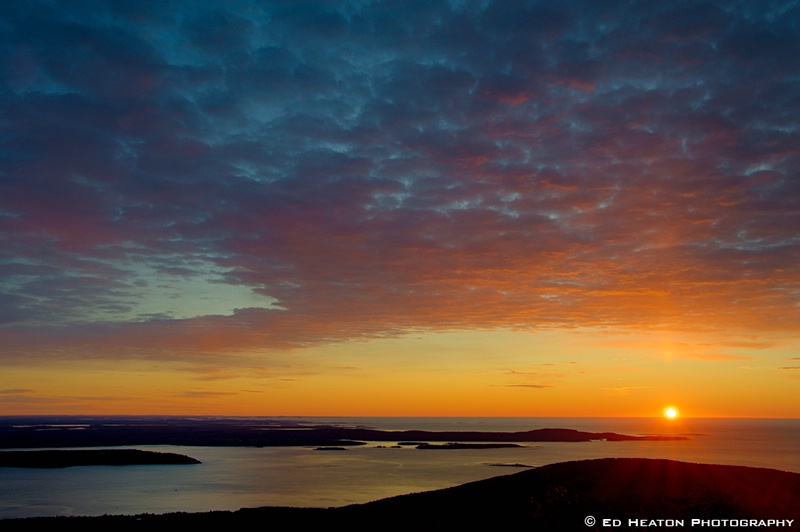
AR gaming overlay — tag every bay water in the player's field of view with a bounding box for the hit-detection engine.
[1,417,798,519]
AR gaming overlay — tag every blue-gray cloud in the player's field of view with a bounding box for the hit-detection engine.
[1,0,799,359]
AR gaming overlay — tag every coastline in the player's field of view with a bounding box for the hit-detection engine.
[0,417,687,449]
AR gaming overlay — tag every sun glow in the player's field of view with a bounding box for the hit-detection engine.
[664,407,679,419]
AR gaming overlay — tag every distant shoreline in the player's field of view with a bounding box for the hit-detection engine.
[414,442,524,449]
[0,417,687,448]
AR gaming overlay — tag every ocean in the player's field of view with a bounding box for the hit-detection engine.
[1,417,798,520]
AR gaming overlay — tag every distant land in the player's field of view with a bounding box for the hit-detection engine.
[0,417,686,448]
[0,449,200,468]
[414,442,524,449]
[2,458,797,530]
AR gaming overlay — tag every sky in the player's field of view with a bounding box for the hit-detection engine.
[1,0,799,418]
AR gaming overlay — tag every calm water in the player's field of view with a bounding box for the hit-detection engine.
[1,417,798,519]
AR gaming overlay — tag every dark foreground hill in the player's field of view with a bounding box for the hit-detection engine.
[3,458,798,531]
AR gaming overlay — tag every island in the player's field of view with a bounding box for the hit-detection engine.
[0,449,201,468]
[415,442,523,449]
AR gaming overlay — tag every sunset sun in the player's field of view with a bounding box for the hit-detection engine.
[664,407,679,419]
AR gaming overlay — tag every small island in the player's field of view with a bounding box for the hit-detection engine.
[415,443,523,450]
[487,462,534,468]
[0,449,201,468]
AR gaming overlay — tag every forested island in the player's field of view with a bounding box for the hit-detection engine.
[414,442,524,449]
[0,449,201,468]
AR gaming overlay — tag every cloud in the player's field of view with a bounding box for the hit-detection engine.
[177,390,238,398]
[1,1,799,365]
[0,388,35,395]
[686,354,753,362]
[601,386,650,396]
[0,389,122,408]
